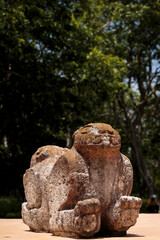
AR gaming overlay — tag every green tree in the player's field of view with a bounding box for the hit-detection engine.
[0,0,125,199]
[103,0,160,196]
[1,0,159,201]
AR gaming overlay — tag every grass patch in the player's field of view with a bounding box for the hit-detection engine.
[0,197,21,218]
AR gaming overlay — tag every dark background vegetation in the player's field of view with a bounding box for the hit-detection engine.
[0,0,160,217]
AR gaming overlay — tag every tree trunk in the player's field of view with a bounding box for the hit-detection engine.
[66,127,73,149]
[130,128,154,196]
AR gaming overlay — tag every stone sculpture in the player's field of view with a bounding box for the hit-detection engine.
[22,123,142,238]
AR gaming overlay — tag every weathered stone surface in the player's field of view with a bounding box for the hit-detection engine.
[22,123,142,238]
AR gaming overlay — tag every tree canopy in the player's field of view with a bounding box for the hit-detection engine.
[0,0,160,200]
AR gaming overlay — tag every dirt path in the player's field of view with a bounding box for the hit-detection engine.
[0,214,160,240]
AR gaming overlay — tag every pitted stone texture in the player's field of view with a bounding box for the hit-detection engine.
[30,145,68,168]
[22,123,142,238]
[22,145,69,232]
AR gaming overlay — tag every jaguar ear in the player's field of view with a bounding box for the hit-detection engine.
[72,130,79,140]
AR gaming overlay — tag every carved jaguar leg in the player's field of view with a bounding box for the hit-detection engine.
[49,198,101,238]
[108,196,142,235]
[22,168,50,232]
[74,198,101,237]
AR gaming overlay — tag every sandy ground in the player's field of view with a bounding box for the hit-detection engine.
[0,214,160,240]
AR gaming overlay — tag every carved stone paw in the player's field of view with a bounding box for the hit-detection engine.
[117,196,142,209]
[74,198,101,215]
[74,198,101,237]
[111,196,142,232]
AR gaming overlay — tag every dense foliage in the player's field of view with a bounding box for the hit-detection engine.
[0,0,160,207]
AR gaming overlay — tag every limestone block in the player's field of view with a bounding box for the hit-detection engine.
[22,123,142,238]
